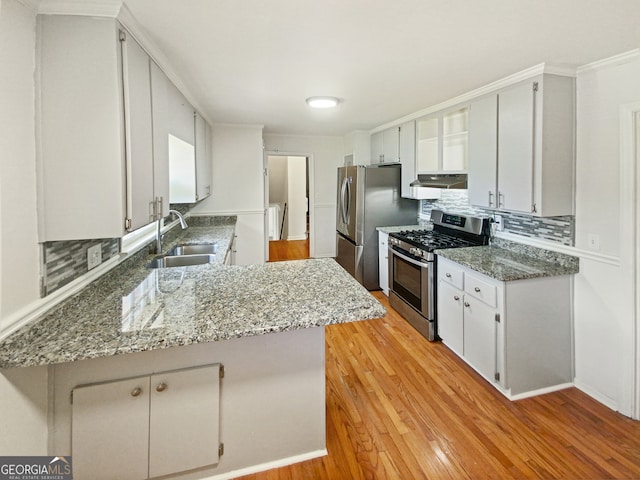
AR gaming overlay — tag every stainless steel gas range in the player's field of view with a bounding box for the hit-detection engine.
[388,209,490,341]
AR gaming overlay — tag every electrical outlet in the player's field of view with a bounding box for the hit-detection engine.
[587,233,600,251]
[493,214,504,232]
[87,244,102,270]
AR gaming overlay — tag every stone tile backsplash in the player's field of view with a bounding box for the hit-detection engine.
[421,190,575,246]
[41,238,120,296]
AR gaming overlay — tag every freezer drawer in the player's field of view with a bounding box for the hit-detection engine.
[335,234,364,285]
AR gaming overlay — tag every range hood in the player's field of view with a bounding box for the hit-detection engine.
[410,174,468,189]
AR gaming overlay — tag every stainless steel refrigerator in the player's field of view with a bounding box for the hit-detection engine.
[336,164,418,290]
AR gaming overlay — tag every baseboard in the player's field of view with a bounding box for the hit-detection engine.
[573,380,621,414]
[196,449,328,480]
[503,382,574,401]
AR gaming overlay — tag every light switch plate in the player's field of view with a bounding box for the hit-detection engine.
[87,244,102,270]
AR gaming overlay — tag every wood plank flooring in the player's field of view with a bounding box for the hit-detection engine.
[239,291,640,480]
[268,239,310,262]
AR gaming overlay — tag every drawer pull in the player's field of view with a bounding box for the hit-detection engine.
[453,295,460,301]
[131,387,142,397]
[156,383,167,393]
[464,302,470,308]
[445,273,452,278]
[474,287,481,293]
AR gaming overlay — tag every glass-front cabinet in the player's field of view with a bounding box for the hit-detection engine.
[416,107,468,174]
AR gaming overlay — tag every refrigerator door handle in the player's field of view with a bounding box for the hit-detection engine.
[340,177,350,225]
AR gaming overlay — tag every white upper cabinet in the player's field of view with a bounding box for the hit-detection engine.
[121,28,155,232]
[167,83,212,204]
[370,127,400,164]
[468,74,575,216]
[150,61,171,219]
[37,15,171,241]
[416,107,468,174]
[398,121,416,199]
[195,111,212,201]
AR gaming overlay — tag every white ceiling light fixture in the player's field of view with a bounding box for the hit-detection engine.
[306,96,340,109]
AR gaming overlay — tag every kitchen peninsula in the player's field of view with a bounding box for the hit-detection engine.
[0,216,385,480]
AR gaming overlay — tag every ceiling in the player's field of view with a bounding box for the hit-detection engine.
[123,0,640,136]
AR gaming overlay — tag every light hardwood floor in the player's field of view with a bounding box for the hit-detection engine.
[239,286,640,479]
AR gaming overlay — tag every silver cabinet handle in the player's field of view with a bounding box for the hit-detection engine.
[474,287,481,293]
[445,273,452,278]
[464,302,470,308]
[155,383,167,393]
[488,191,494,207]
[131,387,142,397]
[453,295,460,301]
[498,192,504,208]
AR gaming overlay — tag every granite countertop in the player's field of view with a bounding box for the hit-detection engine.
[435,238,579,282]
[0,217,385,369]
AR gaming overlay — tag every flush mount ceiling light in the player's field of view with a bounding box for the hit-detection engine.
[305,96,340,109]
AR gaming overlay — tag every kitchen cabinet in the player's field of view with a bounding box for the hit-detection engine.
[378,231,389,294]
[37,15,170,240]
[225,233,237,265]
[72,364,221,480]
[398,121,417,199]
[195,111,212,201]
[416,107,468,174]
[370,126,400,164]
[467,74,575,216]
[149,61,170,221]
[437,257,572,398]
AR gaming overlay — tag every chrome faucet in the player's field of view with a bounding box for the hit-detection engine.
[156,210,188,254]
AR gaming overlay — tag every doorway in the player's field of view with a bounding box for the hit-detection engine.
[265,154,311,262]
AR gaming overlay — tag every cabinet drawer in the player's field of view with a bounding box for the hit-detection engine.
[464,272,497,308]
[438,259,464,289]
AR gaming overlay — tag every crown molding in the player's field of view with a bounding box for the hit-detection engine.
[37,0,122,17]
[576,49,640,74]
[371,62,576,134]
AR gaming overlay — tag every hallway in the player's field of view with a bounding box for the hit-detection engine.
[268,239,310,262]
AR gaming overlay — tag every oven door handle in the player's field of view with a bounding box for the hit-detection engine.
[390,247,430,268]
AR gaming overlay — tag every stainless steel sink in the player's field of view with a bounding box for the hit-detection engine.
[166,244,218,256]
[147,253,216,269]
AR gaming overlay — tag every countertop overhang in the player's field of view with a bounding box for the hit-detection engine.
[0,219,385,369]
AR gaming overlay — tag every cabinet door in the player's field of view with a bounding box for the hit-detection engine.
[149,364,221,477]
[72,377,150,480]
[150,61,170,218]
[416,115,439,172]
[442,107,468,171]
[383,127,400,163]
[463,296,497,382]
[497,82,535,213]
[468,94,498,208]
[121,30,154,232]
[399,121,416,198]
[437,280,464,356]
[195,112,212,201]
[378,232,389,294]
[370,131,384,164]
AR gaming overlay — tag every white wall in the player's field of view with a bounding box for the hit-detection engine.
[263,135,343,258]
[191,124,265,265]
[0,0,49,455]
[573,52,640,416]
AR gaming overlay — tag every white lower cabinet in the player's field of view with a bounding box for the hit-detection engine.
[378,231,389,294]
[437,257,571,398]
[72,364,221,480]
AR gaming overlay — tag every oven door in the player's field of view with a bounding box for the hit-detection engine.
[388,246,435,323]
